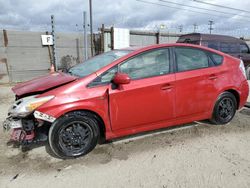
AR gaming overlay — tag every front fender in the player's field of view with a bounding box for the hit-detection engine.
[35,88,112,136]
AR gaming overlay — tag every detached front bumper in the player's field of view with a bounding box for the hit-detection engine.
[3,117,22,131]
[3,111,56,132]
[3,112,55,144]
[3,94,56,144]
[3,116,36,143]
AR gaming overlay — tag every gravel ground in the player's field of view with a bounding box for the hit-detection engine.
[0,84,250,188]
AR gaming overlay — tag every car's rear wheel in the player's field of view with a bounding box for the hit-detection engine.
[48,111,100,159]
[210,92,237,125]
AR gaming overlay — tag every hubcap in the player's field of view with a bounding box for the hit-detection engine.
[218,98,234,121]
[59,121,92,155]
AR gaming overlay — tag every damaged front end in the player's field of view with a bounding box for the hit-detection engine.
[3,95,55,145]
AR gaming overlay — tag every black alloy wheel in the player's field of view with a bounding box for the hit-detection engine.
[58,121,92,156]
[49,111,100,159]
[218,98,234,122]
[210,92,237,125]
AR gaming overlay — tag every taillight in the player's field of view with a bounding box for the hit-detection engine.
[239,60,247,79]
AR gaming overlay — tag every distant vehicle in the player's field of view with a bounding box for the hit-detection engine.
[3,43,249,159]
[177,33,250,79]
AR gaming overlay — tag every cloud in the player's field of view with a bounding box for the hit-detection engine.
[0,0,250,36]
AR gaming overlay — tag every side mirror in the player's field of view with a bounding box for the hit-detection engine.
[113,73,131,85]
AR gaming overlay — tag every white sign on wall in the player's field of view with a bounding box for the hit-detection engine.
[41,35,53,45]
[113,28,130,49]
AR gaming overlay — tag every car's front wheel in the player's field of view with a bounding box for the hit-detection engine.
[210,92,237,125]
[48,111,100,159]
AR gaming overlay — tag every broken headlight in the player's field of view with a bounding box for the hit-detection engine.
[8,95,54,117]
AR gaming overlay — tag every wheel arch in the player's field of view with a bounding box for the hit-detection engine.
[57,109,107,143]
[224,89,240,109]
[210,89,238,124]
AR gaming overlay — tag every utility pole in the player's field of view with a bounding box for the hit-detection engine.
[208,20,214,34]
[51,15,57,71]
[83,11,88,60]
[89,0,94,57]
[193,23,198,33]
[178,25,183,33]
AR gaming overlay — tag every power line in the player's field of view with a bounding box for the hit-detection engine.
[159,0,250,19]
[136,0,250,23]
[193,0,250,14]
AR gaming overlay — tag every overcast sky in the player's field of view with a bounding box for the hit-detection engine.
[1,0,250,36]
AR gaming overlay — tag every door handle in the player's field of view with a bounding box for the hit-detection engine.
[208,74,218,80]
[161,84,173,90]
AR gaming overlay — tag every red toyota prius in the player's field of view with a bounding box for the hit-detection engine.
[3,43,249,158]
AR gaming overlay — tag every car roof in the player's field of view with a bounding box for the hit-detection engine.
[178,33,245,43]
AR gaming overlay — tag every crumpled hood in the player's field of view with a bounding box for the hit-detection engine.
[12,72,77,97]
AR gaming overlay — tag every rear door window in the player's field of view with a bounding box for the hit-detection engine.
[175,47,209,72]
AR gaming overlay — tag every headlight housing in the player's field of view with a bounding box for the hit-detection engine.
[8,95,54,117]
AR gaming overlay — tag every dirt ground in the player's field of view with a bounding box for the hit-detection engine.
[0,84,250,188]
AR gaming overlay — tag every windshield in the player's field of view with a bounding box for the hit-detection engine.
[68,50,131,77]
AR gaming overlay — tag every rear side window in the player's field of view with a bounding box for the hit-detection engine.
[175,47,209,72]
[240,44,249,53]
[210,53,223,65]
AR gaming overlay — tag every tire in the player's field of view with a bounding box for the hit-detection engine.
[210,92,237,125]
[48,111,100,159]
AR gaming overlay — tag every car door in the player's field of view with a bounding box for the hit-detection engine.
[174,47,216,118]
[108,48,175,131]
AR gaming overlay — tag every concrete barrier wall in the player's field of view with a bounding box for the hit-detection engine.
[129,34,178,47]
[160,35,179,43]
[0,30,90,83]
[130,34,157,46]
[6,31,50,82]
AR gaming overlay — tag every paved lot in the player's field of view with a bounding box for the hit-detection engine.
[0,84,250,188]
